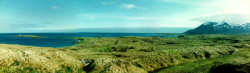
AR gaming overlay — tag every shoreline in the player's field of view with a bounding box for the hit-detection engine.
[1,34,250,72]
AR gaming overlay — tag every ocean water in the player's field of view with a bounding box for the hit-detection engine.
[0,33,178,48]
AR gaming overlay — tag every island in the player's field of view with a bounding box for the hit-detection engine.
[13,34,45,38]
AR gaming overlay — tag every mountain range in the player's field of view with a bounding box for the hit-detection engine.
[184,21,250,34]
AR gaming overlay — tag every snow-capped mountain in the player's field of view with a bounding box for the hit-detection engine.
[184,21,250,34]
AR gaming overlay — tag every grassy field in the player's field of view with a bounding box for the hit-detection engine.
[1,34,250,73]
[0,44,83,73]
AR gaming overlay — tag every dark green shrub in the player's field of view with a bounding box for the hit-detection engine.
[178,35,185,38]
[78,38,85,41]
[133,39,139,43]
[110,45,135,52]
[99,47,113,52]
[141,38,154,43]
[140,48,155,52]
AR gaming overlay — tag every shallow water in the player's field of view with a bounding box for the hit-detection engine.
[0,33,178,48]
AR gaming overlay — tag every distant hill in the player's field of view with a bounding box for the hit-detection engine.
[53,27,194,33]
[184,21,250,34]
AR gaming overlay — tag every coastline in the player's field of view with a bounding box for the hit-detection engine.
[1,34,250,72]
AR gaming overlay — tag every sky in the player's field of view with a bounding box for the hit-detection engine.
[0,0,249,33]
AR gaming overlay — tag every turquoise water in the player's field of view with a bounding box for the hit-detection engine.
[0,33,178,48]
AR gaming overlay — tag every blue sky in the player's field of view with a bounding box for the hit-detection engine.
[0,0,249,33]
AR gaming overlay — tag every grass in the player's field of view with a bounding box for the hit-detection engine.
[156,49,250,73]
[60,34,250,72]
[0,47,84,73]
[135,46,239,71]
[99,47,113,52]
[2,34,250,72]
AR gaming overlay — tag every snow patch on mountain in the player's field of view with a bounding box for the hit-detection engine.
[203,21,239,26]
[184,21,250,34]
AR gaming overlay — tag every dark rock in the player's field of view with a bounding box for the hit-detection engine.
[140,49,153,52]
[70,49,78,51]
[115,54,122,57]
[204,51,211,58]
[209,63,250,73]
[166,42,179,44]
[133,39,139,43]
[206,44,215,46]
[220,51,236,57]
[72,41,78,43]
[111,46,116,49]
[114,41,118,44]
[82,60,95,72]
[142,38,154,43]
[59,49,66,51]
[232,40,240,43]
[228,51,236,55]
[115,49,127,52]
[178,35,185,38]
[90,42,96,44]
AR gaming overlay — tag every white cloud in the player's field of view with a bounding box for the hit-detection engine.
[101,1,116,5]
[138,7,146,10]
[51,6,58,9]
[161,0,250,25]
[190,13,250,24]
[119,4,137,9]
[89,16,96,20]
[119,4,146,10]
[76,0,249,28]
[162,0,249,15]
